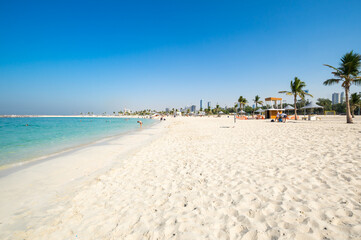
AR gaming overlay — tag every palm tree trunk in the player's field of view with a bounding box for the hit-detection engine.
[345,87,353,123]
[294,95,298,120]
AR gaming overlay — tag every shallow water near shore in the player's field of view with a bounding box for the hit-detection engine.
[0,117,155,168]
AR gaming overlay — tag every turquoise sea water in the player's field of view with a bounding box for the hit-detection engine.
[0,117,155,168]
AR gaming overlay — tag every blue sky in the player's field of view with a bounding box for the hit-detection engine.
[1,0,361,114]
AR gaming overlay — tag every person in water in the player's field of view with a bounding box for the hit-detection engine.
[137,120,143,128]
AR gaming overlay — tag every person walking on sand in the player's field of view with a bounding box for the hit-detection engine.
[137,120,143,128]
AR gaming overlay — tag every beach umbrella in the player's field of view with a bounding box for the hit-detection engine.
[219,111,224,114]
[284,105,294,115]
[255,109,264,113]
[238,110,245,114]
[301,102,323,109]
[301,102,323,115]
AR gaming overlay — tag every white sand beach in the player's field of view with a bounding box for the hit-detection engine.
[1,116,360,239]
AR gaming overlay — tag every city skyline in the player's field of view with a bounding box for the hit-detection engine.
[162,91,357,113]
[84,90,361,114]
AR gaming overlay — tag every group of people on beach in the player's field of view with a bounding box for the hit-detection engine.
[276,112,287,123]
[137,116,166,128]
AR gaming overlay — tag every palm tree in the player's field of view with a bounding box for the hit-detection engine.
[316,98,332,111]
[323,51,361,123]
[206,106,211,115]
[253,95,263,109]
[279,77,312,120]
[253,95,263,116]
[213,104,219,115]
[238,96,247,112]
[350,93,361,118]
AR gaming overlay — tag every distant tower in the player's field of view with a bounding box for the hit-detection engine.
[332,93,340,105]
[200,99,203,110]
[191,105,196,112]
[207,101,211,109]
[340,92,345,104]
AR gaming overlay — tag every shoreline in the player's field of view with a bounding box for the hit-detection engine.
[0,120,167,238]
[0,119,160,176]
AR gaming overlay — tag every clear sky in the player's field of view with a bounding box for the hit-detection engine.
[1,0,361,114]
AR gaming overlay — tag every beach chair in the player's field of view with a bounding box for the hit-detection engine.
[236,116,248,120]
[287,115,298,120]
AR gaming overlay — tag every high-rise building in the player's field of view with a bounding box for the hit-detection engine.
[165,108,170,113]
[340,92,345,104]
[332,93,340,105]
[200,99,203,110]
[207,101,211,109]
[191,105,196,112]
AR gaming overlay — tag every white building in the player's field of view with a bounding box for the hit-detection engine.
[332,93,340,105]
[124,108,132,114]
[340,92,345,104]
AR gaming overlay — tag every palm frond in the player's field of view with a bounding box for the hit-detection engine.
[323,79,341,86]
[323,64,340,73]
[279,91,293,96]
